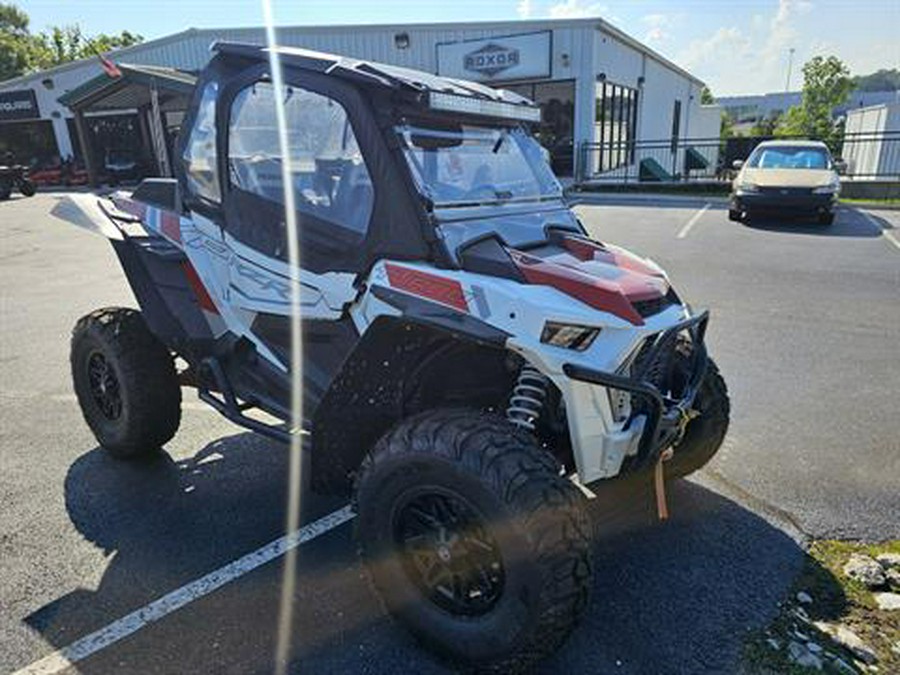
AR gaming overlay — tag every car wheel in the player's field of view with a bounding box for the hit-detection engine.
[728,208,743,223]
[71,307,181,458]
[818,211,835,226]
[354,408,592,673]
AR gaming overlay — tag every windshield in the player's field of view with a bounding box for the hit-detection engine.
[747,145,832,170]
[396,121,562,208]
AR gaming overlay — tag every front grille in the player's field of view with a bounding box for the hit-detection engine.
[631,289,679,319]
[630,326,696,399]
[758,186,813,196]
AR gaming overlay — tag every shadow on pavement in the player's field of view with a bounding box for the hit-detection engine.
[22,434,833,674]
[741,207,883,238]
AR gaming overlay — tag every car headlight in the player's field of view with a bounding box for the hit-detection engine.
[812,181,840,194]
[737,182,759,193]
[540,322,600,351]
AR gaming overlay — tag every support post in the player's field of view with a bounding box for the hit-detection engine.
[73,110,99,188]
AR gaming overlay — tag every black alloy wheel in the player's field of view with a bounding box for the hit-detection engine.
[86,351,123,420]
[393,487,505,617]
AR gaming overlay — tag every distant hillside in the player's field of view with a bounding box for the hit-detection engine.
[852,68,900,92]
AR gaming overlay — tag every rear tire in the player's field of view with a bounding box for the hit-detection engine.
[18,179,36,197]
[71,307,181,458]
[667,359,730,478]
[818,211,835,226]
[728,208,742,222]
[354,409,592,673]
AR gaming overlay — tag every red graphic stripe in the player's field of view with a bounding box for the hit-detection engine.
[160,211,181,243]
[181,261,218,314]
[509,250,645,325]
[385,263,468,313]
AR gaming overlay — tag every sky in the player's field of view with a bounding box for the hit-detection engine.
[13,0,900,96]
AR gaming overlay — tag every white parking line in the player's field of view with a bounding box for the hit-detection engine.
[676,203,711,239]
[12,505,355,675]
[860,209,900,251]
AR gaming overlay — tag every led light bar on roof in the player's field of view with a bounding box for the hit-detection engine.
[429,91,542,123]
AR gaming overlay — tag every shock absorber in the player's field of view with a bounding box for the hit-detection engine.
[506,364,549,431]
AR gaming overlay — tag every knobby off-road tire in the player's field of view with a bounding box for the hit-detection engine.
[818,211,835,226]
[668,358,730,478]
[17,179,36,197]
[71,307,181,459]
[354,409,593,674]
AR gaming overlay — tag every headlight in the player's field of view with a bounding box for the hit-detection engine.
[540,322,600,351]
[737,182,759,193]
[813,181,840,194]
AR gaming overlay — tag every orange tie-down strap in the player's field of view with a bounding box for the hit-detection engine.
[654,447,675,521]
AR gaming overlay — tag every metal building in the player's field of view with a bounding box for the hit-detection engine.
[0,17,719,182]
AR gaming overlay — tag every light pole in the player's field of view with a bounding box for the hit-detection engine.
[785,47,795,93]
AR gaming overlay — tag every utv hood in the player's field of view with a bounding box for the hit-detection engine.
[460,234,673,325]
[740,167,836,188]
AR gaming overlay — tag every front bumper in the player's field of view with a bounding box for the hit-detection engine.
[733,189,836,215]
[563,311,710,472]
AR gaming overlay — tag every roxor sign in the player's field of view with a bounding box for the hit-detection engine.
[437,31,552,82]
[0,90,39,121]
[465,44,520,78]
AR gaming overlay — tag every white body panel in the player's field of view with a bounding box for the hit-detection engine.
[353,259,690,484]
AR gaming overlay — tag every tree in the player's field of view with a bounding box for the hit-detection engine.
[777,55,853,149]
[749,111,781,137]
[720,110,735,138]
[0,3,142,81]
[32,25,142,69]
[0,2,35,80]
[700,86,715,105]
[852,68,900,92]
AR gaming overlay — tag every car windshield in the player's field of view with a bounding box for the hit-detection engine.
[747,145,831,170]
[395,121,562,209]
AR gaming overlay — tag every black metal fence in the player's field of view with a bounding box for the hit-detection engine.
[575,131,900,184]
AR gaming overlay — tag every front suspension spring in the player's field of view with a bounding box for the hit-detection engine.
[506,364,549,431]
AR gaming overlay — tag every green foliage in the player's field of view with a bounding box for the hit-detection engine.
[776,55,853,150]
[719,110,735,138]
[31,25,142,70]
[700,86,715,105]
[0,2,142,81]
[749,111,781,137]
[0,2,34,80]
[852,68,900,92]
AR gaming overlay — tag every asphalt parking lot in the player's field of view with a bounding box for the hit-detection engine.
[1,192,898,674]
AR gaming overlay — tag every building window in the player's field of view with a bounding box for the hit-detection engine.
[595,80,638,173]
[670,99,682,153]
[503,80,575,176]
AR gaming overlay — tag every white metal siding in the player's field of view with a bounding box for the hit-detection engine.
[842,102,900,179]
[1,19,705,177]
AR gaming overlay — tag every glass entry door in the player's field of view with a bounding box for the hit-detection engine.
[504,80,575,176]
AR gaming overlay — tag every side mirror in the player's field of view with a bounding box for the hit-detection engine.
[732,159,744,170]
[834,159,848,175]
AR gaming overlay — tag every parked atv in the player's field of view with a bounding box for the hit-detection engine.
[53,42,729,673]
[0,163,36,200]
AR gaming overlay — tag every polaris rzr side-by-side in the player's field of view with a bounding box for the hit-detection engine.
[53,43,729,673]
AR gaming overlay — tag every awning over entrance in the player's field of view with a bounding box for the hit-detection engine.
[59,63,197,186]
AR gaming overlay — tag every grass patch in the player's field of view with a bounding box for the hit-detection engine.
[840,198,900,207]
[742,540,900,674]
